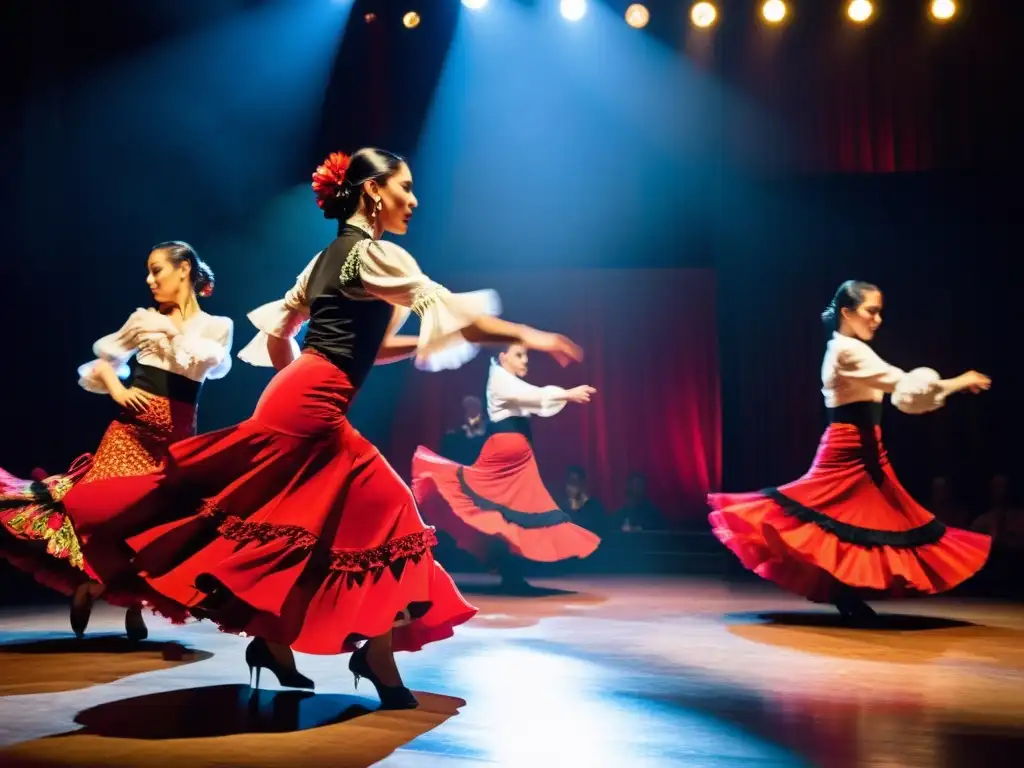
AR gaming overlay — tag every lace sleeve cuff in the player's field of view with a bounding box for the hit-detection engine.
[892,367,947,415]
[236,300,307,368]
[533,386,569,418]
[413,287,502,372]
[76,359,130,395]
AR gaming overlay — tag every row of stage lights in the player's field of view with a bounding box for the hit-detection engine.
[398,1,960,29]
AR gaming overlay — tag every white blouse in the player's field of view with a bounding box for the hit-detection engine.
[237,236,501,373]
[821,332,945,415]
[487,360,568,423]
[78,309,234,395]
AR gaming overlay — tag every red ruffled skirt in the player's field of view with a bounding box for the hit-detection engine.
[708,422,992,602]
[0,396,196,620]
[62,350,477,655]
[412,434,600,563]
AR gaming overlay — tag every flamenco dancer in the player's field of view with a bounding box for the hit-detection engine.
[412,343,600,592]
[0,242,232,640]
[708,280,992,621]
[62,148,584,709]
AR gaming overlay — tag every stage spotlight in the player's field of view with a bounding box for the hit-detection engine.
[691,2,717,28]
[625,4,649,28]
[560,0,586,22]
[462,0,489,10]
[846,0,874,24]
[929,0,956,22]
[402,11,421,29]
[762,0,787,24]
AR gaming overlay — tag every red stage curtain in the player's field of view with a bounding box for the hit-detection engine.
[385,268,721,525]
[727,3,1014,174]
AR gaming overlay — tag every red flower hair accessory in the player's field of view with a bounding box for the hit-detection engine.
[198,284,214,298]
[312,151,352,210]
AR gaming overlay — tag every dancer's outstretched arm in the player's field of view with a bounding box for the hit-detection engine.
[361,240,582,370]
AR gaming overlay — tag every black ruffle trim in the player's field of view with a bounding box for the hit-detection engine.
[761,487,947,549]
[456,468,571,529]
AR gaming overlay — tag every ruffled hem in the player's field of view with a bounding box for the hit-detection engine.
[123,505,471,653]
[65,404,476,654]
[0,532,90,597]
[707,491,992,602]
[412,445,600,563]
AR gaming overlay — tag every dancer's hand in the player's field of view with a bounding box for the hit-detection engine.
[957,370,991,394]
[520,328,583,367]
[566,385,596,404]
[112,384,155,412]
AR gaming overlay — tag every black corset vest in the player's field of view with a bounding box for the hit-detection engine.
[302,226,395,388]
[488,416,533,444]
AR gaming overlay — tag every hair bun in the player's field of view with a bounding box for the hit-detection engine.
[193,257,215,298]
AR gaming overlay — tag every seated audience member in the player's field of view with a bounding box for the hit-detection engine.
[972,474,1024,552]
[928,475,968,528]
[614,472,664,531]
[439,395,488,465]
[564,465,607,535]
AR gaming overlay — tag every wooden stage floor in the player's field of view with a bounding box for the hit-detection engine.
[0,575,1022,767]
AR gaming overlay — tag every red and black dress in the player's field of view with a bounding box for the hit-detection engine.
[62,225,496,655]
[413,360,600,565]
[0,309,233,622]
[708,332,991,608]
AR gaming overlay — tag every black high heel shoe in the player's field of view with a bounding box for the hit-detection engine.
[125,606,148,642]
[349,643,418,710]
[834,591,878,624]
[70,583,94,639]
[245,637,315,691]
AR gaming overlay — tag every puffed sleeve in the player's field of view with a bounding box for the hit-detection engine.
[891,367,947,415]
[170,316,234,381]
[357,239,501,372]
[487,362,567,417]
[76,311,144,394]
[837,342,906,392]
[237,253,318,367]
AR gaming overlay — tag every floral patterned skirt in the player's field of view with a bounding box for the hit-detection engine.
[0,396,196,619]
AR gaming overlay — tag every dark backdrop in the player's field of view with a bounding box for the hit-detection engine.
[0,2,1020,578]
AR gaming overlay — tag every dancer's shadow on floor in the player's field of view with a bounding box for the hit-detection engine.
[0,633,205,654]
[1,685,467,768]
[70,685,375,738]
[459,582,580,598]
[723,611,1024,663]
[727,611,975,631]
[0,634,211,695]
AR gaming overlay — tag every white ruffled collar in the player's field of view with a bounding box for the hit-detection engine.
[345,213,375,239]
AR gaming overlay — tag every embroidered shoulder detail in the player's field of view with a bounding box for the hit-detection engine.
[341,239,373,286]
[410,283,445,318]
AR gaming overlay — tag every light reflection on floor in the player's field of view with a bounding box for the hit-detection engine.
[409,644,807,767]
[0,576,1021,767]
